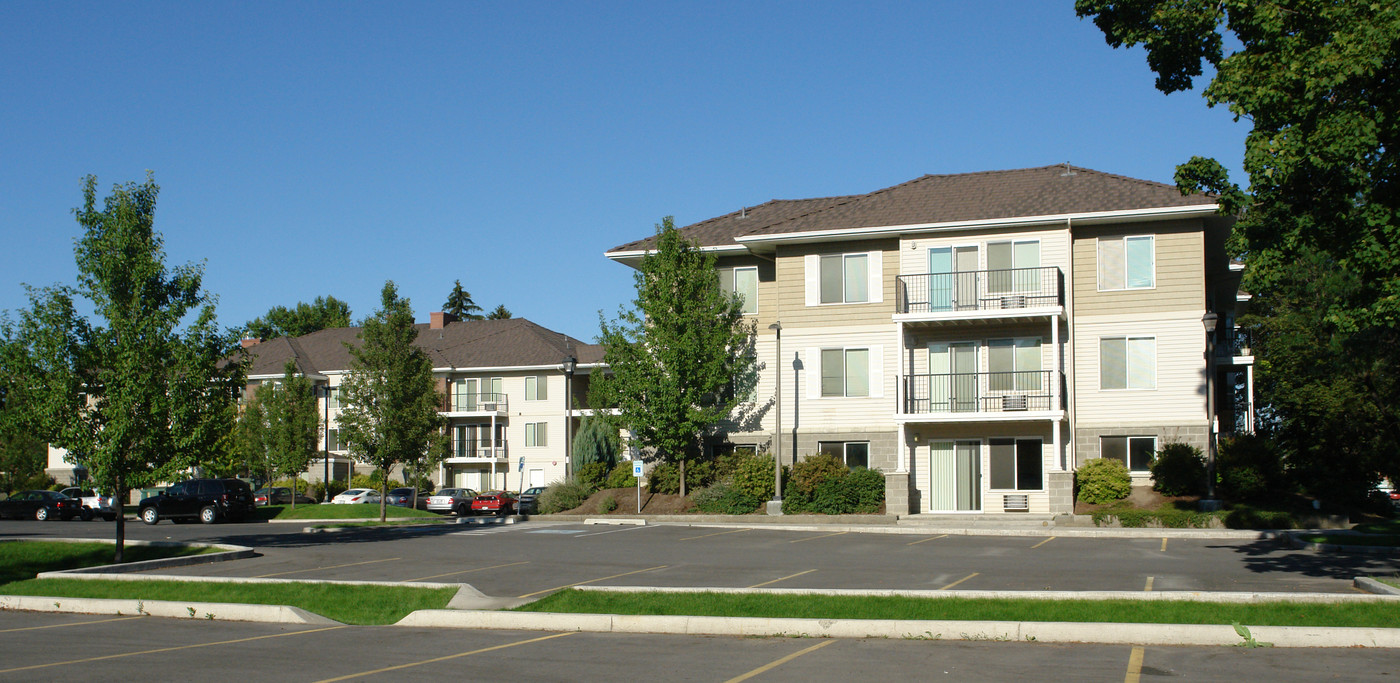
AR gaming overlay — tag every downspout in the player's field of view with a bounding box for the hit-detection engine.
[1064,216,1075,473]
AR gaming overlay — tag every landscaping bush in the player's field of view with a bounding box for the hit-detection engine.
[605,461,637,489]
[306,480,348,503]
[598,494,618,513]
[538,479,590,514]
[1076,457,1132,504]
[575,461,609,494]
[1216,433,1287,503]
[731,453,777,502]
[350,473,402,491]
[647,462,680,494]
[790,453,847,494]
[846,467,885,513]
[1223,506,1298,529]
[809,478,854,514]
[692,481,761,515]
[1150,442,1206,496]
[779,464,883,515]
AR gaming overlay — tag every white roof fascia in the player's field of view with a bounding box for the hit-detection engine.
[247,372,328,381]
[606,244,748,262]
[434,363,599,374]
[733,204,1221,246]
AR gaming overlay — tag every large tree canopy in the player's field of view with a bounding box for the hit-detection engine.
[1077,0,1400,502]
[246,296,352,340]
[259,361,320,509]
[591,218,758,496]
[5,174,243,560]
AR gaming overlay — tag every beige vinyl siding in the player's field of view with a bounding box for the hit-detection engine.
[907,422,1056,514]
[1072,219,1205,316]
[774,240,898,328]
[898,226,1071,278]
[1072,313,1207,426]
[784,325,898,429]
[714,254,774,328]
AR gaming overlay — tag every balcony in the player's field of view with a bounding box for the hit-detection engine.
[895,267,1064,322]
[1216,326,1254,363]
[442,392,508,415]
[902,371,1064,420]
[446,438,508,463]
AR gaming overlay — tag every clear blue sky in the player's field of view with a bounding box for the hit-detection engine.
[0,1,1247,342]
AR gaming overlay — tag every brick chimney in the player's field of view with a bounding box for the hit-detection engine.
[430,312,458,329]
[240,338,262,349]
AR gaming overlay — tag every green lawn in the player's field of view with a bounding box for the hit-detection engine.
[516,590,1400,629]
[0,541,216,586]
[257,503,439,520]
[3,577,455,625]
[1298,519,1400,548]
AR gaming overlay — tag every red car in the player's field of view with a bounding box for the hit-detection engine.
[470,492,517,516]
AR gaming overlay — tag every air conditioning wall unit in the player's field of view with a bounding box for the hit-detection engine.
[481,402,498,411]
[1001,294,1027,309]
[1001,395,1028,411]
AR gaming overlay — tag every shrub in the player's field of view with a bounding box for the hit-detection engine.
[1216,434,1287,503]
[605,461,637,489]
[538,479,590,514]
[692,481,761,515]
[781,486,811,514]
[1150,442,1206,496]
[808,478,853,514]
[647,462,680,494]
[846,467,885,513]
[731,453,776,502]
[350,473,403,491]
[1076,458,1132,504]
[791,453,847,494]
[598,494,618,513]
[575,461,609,494]
[1223,506,1298,529]
[306,480,348,502]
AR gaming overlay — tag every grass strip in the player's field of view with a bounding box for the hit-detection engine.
[0,541,217,586]
[514,590,1400,629]
[313,518,454,528]
[259,504,440,520]
[2,578,455,625]
[1298,533,1400,547]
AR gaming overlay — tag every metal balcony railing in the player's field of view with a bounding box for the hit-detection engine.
[444,392,508,413]
[903,371,1063,414]
[1217,327,1253,358]
[451,438,508,459]
[895,267,1064,315]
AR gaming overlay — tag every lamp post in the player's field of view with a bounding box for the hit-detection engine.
[768,321,783,515]
[322,383,331,500]
[1202,312,1219,505]
[562,354,576,481]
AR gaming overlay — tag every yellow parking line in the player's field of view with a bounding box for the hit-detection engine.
[939,572,979,590]
[255,557,400,578]
[0,626,347,674]
[1144,576,1154,592]
[517,565,668,599]
[0,616,142,633]
[681,528,752,541]
[313,632,577,683]
[790,531,847,544]
[906,534,948,546]
[748,569,816,588]
[1124,646,1145,683]
[1031,536,1055,549]
[724,640,836,683]
[1161,538,1168,552]
[403,561,529,583]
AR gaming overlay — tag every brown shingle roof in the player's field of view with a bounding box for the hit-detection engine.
[607,165,1216,254]
[243,318,602,377]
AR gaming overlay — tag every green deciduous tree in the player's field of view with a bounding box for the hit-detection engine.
[337,282,447,520]
[442,280,485,320]
[246,296,352,340]
[591,217,758,497]
[1076,0,1400,505]
[233,393,271,482]
[260,361,320,510]
[5,174,243,561]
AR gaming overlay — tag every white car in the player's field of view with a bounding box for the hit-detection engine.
[58,487,117,521]
[330,488,381,504]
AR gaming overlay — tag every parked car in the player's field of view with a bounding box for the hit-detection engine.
[384,487,430,509]
[330,488,381,505]
[253,487,317,506]
[0,490,84,521]
[138,478,255,525]
[516,486,547,514]
[58,487,117,521]
[426,488,478,516]
[470,491,517,516]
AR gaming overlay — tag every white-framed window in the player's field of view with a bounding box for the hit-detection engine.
[1100,336,1156,390]
[987,338,1042,392]
[1102,436,1157,472]
[986,239,1041,293]
[325,428,343,453]
[525,422,547,447]
[818,441,869,469]
[720,266,758,315]
[488,377,503,402]
[820,348,870,397]
[326,386,341,411]
[805,251,882,305]
[1098,235,1155,290]
[525,375,548,401]
[452,379,477,411]
[989,437,1042,490]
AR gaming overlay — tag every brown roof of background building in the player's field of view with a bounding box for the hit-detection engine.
[608,165,1216,253]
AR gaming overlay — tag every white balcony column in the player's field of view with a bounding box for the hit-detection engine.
[1052,316,1063,470]
[1246,364,1256,434]
[895,320,905,416]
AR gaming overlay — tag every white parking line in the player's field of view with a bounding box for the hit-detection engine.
[575,525,659,538]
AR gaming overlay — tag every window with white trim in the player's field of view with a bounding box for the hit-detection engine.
[1100,336,1156,390]
[988,338,1042,392]
[1098,235,1155,290]
[719,266,758,315]
[990,437,1042,490]
[818,441,869,469]
[525,375,547,401]
[1102,436,1156,472]
[525,422,547,447]
[326,386,341,411]
[987,239,1041,293]
[821,253,868,303]
[325,428,344,453]
[820,348,870,397]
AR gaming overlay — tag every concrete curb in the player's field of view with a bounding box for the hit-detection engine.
[0,594,339,625]
[1356,577,1400,596]
[393,609,1400,647]
[639,520,1273,539]
[582,585,1400,604]
[1287,532,1400,556]
[2,537,255,572]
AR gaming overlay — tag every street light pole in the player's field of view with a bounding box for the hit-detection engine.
[562,354,576,481]
[768,321,783,515]
[1202,312,1219,505]
[322,383,331,501]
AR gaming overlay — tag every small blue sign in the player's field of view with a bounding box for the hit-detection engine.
[632,461,644,477]
[518,456,525,472]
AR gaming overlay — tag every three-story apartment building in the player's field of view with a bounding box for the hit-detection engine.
[607,165,1250,515]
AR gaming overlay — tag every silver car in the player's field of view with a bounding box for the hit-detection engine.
[426,488,478,516]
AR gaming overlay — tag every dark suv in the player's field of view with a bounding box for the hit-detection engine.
[138,478,255,525]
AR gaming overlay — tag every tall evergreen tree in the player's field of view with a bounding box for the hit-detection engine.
[443,280,485,320]
[591,217,758,496]
[572,413,620,473]
[338,282,447,520]
[486,304,513,320]
[6,174,243,561]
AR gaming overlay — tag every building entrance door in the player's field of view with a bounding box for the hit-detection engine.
[930,440,981,512]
